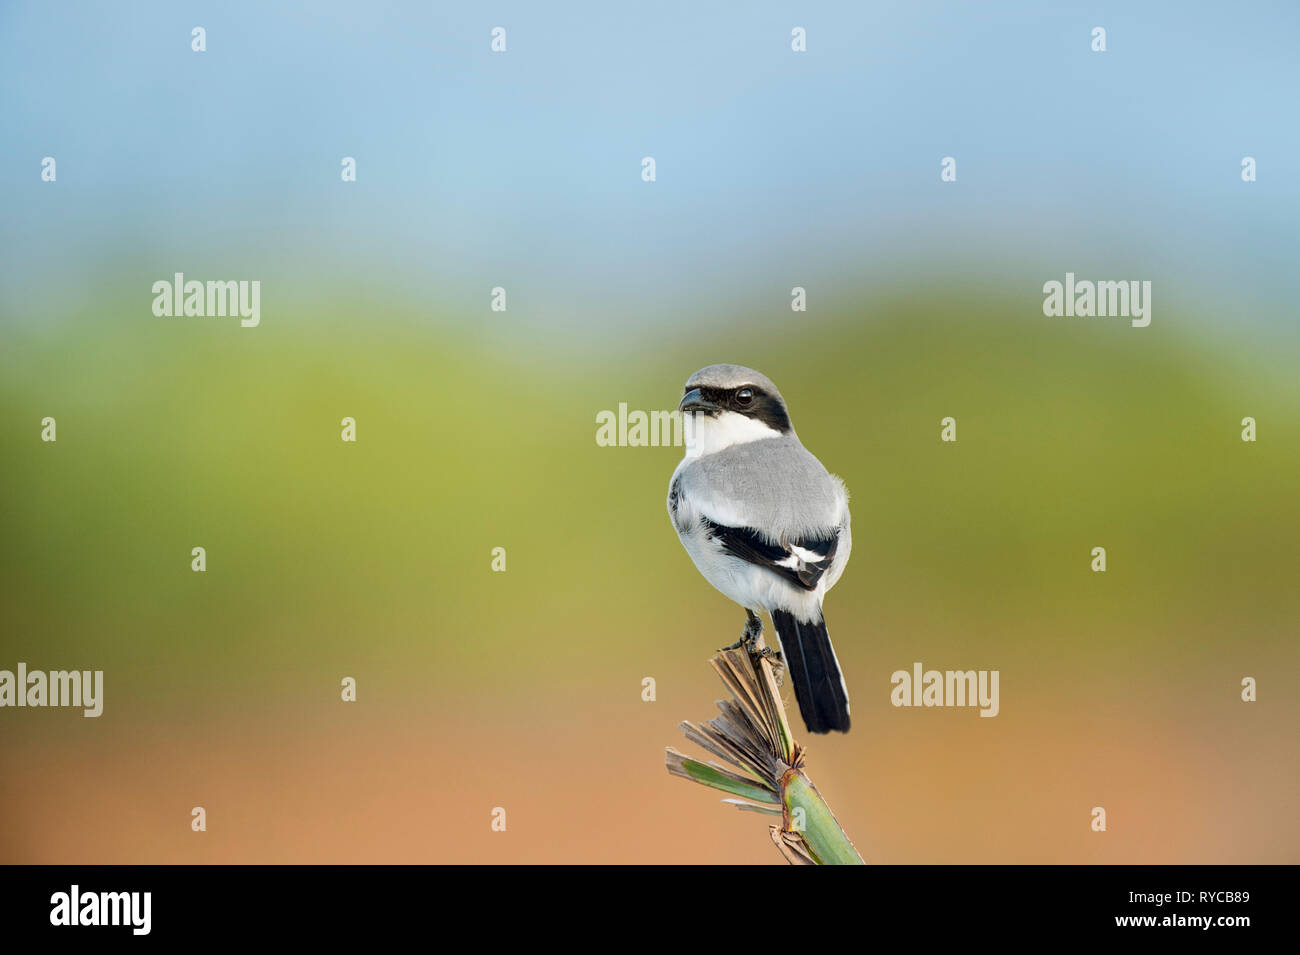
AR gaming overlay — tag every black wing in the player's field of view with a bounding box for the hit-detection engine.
[702,519,839,591]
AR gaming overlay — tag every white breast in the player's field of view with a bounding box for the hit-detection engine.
[683,410,783,459]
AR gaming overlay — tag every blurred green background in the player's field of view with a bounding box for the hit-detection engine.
[2,290,1297,862]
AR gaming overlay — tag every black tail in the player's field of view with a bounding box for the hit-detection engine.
[770,608,851,734]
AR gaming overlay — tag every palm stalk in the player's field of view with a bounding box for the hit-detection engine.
[666,645,864,865]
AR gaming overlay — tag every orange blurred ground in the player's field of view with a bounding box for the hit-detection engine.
[3,682,1294,864]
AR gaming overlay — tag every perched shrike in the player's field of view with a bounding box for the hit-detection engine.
[667,364,853,734]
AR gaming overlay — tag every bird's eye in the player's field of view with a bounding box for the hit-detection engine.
[736,388,754,405]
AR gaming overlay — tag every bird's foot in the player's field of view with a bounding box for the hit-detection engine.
[719,610,764,652]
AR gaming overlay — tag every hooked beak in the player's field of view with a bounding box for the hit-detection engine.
[678,388,719,415]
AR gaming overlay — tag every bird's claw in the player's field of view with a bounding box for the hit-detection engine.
[719,610,765,653]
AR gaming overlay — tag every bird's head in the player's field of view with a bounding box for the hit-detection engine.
[679,365,792,456]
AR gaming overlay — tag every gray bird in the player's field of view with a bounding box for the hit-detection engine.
[667,364,852,733]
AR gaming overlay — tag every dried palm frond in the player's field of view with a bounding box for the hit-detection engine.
[666,645,864,865]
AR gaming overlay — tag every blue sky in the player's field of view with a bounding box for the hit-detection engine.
[3,1,1297,335]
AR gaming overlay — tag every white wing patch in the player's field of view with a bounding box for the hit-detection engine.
[789,544,827,562]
